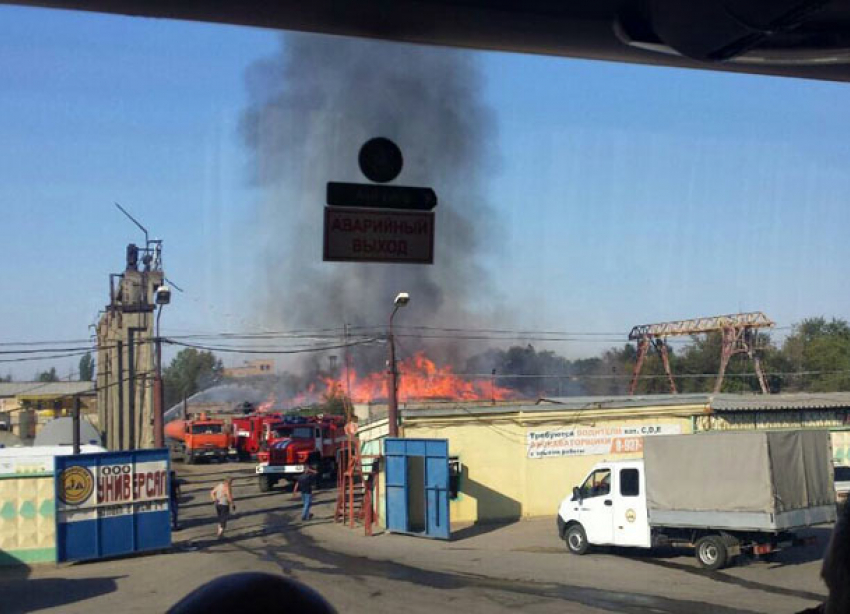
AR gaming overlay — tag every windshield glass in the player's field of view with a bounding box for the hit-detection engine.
[191,424,222,435]
[3,5,849,613]
[272,426,313,439]
[835,466,850,482]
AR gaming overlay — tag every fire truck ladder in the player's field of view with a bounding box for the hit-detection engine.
[628,312,774,395]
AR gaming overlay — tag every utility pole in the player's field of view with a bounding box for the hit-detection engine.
[153,300,167,448]
[72,396,81,455]
[387,293,410,438]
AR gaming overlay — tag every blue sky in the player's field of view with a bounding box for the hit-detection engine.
[2,6,849,378]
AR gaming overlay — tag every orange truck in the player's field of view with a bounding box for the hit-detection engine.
[164,414,231,464]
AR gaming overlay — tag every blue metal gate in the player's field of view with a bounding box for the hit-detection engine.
[55,449,171,562]
[385,438,450,540]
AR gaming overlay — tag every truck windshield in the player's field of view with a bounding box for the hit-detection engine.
[579,469,611,499]
[272,426,313,439]
[191,424,222,435]
[835,466,850,482]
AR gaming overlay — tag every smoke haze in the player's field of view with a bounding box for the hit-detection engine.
[241,33,501,370]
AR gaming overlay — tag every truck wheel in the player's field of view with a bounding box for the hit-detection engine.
[258,476,273,492]
[565,524,590,555]
[695,536,728,570]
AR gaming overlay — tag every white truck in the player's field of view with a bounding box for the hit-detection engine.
[557,430,837,569]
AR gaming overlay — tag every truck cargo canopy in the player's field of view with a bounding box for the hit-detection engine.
[645,430,835,516]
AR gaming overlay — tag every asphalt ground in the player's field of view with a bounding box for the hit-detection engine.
[0,461,832,613]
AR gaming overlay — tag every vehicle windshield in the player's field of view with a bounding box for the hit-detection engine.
[3,4,849,612]
[191,424,222,435]
[273,426,313,439]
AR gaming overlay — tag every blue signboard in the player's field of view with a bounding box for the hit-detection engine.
[55,449,171,562]
[385,438,450,540]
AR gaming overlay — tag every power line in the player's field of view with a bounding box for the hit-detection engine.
[0,350,97,364]
[446,369,850,381]
[164,337,382,355]
[0,346,99,355]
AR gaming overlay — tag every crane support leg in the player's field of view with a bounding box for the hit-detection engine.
[629,337,650,395]
[655,340,677,394]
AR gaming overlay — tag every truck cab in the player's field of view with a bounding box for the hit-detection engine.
[558,460,650,554]
[255,415,347,491]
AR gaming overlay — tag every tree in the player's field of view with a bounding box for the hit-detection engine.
[78,353,95,381]
[781,318,850,392]
[36,367,59,382]
[163,349,223,408]
[465,345,573,398]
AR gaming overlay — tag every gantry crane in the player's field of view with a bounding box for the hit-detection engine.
[628,312,774,395]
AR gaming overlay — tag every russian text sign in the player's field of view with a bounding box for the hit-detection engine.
[526,424,682,459]
[327,182,437,211]
[323,207,435,264]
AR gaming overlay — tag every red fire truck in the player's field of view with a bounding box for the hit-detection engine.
[255,415,348,491]
[231,413,284,461]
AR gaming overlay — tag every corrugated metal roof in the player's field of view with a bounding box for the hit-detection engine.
[537,393,712,409]
[710,392,850,412]
[0,382,95,398]
[402,393,710,419]
[399,392,850,419]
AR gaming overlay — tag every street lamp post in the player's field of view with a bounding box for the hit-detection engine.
[153,285,171,448]
[387,292,409,438]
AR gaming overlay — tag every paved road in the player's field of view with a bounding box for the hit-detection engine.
[0,462,831,613]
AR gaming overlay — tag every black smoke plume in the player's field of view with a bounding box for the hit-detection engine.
[241,33,500,372]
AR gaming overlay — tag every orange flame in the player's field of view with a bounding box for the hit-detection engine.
[289,352,517,405]
[257,393,276,413]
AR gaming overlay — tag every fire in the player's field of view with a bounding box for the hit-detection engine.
[257,394,276,413]
[288,352,517,405]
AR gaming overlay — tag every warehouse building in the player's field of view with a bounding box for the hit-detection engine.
[360,392,850,527]
[0,382,96,442]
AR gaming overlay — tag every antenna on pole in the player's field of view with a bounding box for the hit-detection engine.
[114,202,149,246]
[164,277,184,293]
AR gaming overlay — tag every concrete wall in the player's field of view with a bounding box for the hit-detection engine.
[97,268,161,451]
[403,405,699,524]
[0,472,56,565]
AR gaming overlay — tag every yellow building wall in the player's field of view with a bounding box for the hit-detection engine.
[404,408,697,524]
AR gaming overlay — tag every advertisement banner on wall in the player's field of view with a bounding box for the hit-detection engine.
[527,424,682,459]
[55,449,171,562]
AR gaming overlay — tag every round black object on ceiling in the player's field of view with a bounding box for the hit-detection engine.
[358,137,403,183]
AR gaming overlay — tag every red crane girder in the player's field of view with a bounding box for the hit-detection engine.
[628,312,774,340]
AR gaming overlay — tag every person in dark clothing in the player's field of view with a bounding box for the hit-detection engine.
[292,465,317,521]
[796,501,850,614]
[169,470,182,531]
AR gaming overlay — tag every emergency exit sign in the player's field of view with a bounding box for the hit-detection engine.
[323,207,435,264]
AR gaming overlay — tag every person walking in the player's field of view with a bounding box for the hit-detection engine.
[169,470,183,531]
[292,465,317,521]
[210,477,236,538]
